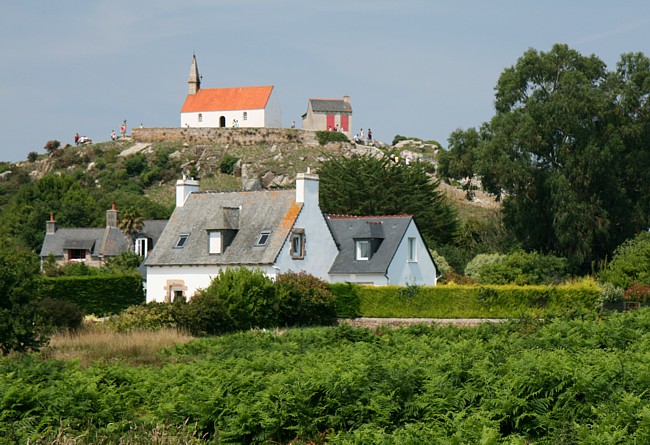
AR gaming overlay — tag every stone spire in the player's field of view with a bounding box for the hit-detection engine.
[188,53,201,95]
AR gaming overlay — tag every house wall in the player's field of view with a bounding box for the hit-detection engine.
[386,220,437,286]
[146,264,277,303]
[328,273,389,286]
[273,201,338,281]
[264,89,282,128]
[302,111,352,137]
[181,108,267,128]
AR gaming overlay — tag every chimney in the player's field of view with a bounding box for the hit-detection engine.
[106,203,119,227]
[296,170,319,206]
[343,95,350,104]
[46,213,57,235]
[176,175,200,207]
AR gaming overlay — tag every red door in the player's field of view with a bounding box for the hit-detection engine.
[341,115,349,132]
[326,114,335,130]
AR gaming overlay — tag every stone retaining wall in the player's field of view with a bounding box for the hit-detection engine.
[132,127,321,147]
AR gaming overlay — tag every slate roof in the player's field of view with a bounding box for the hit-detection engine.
[325,215,413,275]
[40,220,168,259]
[144,189,302,267]
[180,86,274,113]
[309,98,352,114]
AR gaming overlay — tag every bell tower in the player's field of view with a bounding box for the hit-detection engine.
[188,54,201,95]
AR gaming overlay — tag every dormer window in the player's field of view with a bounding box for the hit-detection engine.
[175,234,189,248]
[256,230,271,246]
[356,240,370,261]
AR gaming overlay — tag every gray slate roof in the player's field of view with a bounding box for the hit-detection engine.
[325,215,412,274]
[40,220,168,259]
[144,189,302,267]
[309,99,352,114]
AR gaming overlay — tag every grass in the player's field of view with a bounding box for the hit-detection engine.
[42,324,193,367]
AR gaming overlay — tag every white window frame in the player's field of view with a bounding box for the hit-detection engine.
[356,240,370,261]
[408,237,417,262]
[208,231,222,254]
[135,237,148,257]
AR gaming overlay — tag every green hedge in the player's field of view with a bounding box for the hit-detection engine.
[38,274,144,316]
[354,282,601,319]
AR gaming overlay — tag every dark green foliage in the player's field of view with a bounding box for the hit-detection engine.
[26,151,38,162]
[40,298,84,332]
[599,231,650,289]
[8,311,650,443]
[44,140,61,153]
[441,45,650,270]
[315,130,349,145]
[103,251,143,274]
[469,250,572,285]
[38,274,144,316]
[319,154,459,246]
[275,271,336,327]
[0,241,49,354]
[329,282,362,318]
[356,282,599,318]
[219,153,239,174]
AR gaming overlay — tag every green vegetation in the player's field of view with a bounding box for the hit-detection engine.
[315,130,349,145]
[4,310,650,443]
[319,153,459,246]
[465,250,572,285]
[599,231,650,289]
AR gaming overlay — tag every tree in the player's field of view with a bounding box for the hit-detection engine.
[445,44,650,269]
[0,239,49,354]
[319,154,458,246]
[118,208,144,252]
[44,140,61,154]
[437,127,481,199]
[599,231,650,289]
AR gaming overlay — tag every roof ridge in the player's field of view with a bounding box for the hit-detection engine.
[324,214,413,219]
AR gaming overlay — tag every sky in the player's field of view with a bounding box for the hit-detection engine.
[1,1,650,163]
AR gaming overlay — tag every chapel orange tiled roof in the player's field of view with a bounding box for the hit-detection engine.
[180,86,274,113]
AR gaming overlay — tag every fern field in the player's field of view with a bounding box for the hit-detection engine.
[4,310,650,444]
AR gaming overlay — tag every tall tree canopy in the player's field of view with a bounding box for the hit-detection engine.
[440,44,650,269]
[319,154,458,246]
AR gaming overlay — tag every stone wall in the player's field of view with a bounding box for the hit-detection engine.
[132,127,320,147]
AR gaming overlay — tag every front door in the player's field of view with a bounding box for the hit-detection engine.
[220,116,226,127]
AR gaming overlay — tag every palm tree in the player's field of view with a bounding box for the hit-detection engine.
[119,208,144,253]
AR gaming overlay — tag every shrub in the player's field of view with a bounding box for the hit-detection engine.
[430,250,452,274]
[27,151,38,162]
[329,282,362,318]
[188,268,277,334]
[596,282,625,311]
[275,272,336,327]
[106,302,179,332]
[469,250,571,285]
[599,231,650,289]
[624,283,650,303]
[219,153,239,174]
[40,298,84,332]
[316,130,349,145]
[465,253,505,280]
[44,140,61,154]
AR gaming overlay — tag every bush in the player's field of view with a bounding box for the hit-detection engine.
[596,282,625,311]
[219,153,239,174]
[599,231,650,289]
[187,268,277,334]
[469,250,571,285]
[329,282,362,318]
[40,298,84,332]
[27,151,38,162]
[107,302,179,332]
[624,283,650,303]
[316,130,349,145]
[44,140,61,154]
[465,253,505,280]
[275,272,336,327]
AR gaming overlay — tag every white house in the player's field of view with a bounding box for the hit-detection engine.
[180,54,281,129]
[144,173,439,303]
